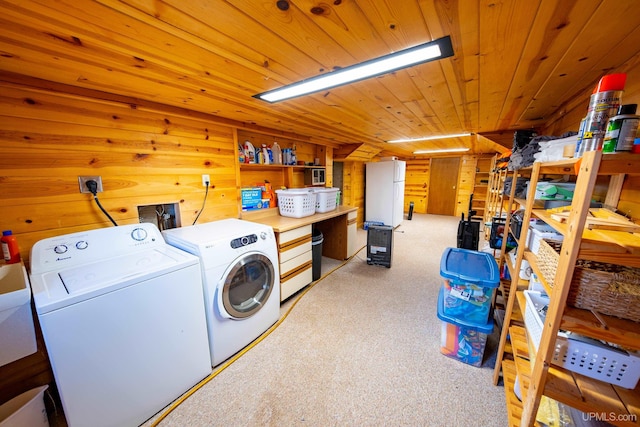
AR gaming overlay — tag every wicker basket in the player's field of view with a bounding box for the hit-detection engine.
[536,239,562,287]
[568,260,640,323]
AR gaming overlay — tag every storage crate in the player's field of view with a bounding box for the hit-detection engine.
[535,238,562,287]
[440,247,500,324]
[310,187,339,213]
[524,290,640,389]
[568,260,640,323]
[275,189,316,218]
[436,288,494,367]
[489,217,517,250]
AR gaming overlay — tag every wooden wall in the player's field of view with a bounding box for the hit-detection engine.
[0,82,243,266]
[405,159,430,214]
[340,161,365,225]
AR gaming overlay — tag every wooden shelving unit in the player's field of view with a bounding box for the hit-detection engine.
[492,151,640,427]
[471,156,493,222]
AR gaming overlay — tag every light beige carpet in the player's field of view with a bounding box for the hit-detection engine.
[145,213,507,427]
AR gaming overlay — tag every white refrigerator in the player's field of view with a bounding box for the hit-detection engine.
[365,160,406,227]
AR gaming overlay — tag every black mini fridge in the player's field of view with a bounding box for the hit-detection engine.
[366,225,393,268]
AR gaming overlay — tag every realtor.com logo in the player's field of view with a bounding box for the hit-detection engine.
[582,412,638,423]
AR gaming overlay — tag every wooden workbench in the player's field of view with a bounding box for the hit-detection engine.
[241,205,358,260]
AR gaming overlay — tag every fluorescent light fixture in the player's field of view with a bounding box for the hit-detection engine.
[254,36,454,103]
[413,147,470,155]
[387,132,472,143]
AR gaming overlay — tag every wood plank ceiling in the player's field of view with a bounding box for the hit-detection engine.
[1,0,639,159]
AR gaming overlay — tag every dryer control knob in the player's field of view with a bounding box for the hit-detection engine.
[131,227,148,241]
[54,245,68,254]
[260,231,267,240]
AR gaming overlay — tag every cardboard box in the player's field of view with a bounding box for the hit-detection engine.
[241,187,264,211]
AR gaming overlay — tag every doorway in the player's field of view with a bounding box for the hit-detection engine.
[427,157,460,216]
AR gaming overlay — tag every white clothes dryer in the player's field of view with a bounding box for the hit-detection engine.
[162,219,280,366]
[29,223,211,427]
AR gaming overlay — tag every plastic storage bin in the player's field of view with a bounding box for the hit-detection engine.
[275,189,316,218]
[0,262,37,367]
[437,288,494,367]
[310,187,339,213]
[523,290,640,389]
[0,385,49,426]
[439,247,500,324]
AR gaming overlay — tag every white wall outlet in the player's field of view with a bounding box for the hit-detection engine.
[202,174,210,187]
[78,176,103,193]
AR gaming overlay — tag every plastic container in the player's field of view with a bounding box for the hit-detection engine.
[275,189,316,218]
[0,261,37,367]
[310,187,339,213]
[440,247,500,324]
[1,231,20,264]
[0,385,49,427]
[524,290,640,389]
[436,287,494,367]
[311,229,323,281]
[271,142,282,164]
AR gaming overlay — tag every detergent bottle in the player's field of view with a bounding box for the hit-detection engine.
[272,142,282,164]
[261,144,271,165]
[243,140,256,163]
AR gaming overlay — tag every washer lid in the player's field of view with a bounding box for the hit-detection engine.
[31,246,198,313]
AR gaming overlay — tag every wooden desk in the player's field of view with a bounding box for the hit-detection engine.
[241,205,358,260]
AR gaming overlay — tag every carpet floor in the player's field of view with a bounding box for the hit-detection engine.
[144,213,508,427]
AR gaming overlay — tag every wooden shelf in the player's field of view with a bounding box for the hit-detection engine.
[494,150,640,427]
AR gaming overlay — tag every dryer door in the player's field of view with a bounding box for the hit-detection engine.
[220,252,275,319]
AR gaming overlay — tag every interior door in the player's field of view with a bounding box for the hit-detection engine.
[427,157,460,216]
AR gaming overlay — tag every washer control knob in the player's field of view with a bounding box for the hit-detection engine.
[241,236,250,246]
[54,245,68,254]
[76,240,88,250]
[260,231,267,240]
[131,227,148,241]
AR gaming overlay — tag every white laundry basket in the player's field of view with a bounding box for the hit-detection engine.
[310,187,339,213]
[275,189,316,218]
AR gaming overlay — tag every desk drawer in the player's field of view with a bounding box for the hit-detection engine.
[278,225,312,247]
[280,264,313,301]
[280,239,312,264]
[281,248,312,276]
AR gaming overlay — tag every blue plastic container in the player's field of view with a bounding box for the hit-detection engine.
[437,287,494,367]
[440,247,500,324]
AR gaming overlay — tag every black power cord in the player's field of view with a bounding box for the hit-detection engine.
[86,180,118,226]
[192,180,209,225]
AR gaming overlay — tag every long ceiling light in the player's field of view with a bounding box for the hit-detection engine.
[387,132,472,143]
[413,147,470,154]
[254,36,454,103]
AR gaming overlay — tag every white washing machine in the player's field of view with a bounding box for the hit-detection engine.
[162,219,280,366]
[29,223,212,427]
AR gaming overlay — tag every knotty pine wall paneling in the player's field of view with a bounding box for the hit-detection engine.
[405,159,430,214]
[0,82,239,266]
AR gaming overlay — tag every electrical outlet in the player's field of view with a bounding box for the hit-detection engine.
[202,174,210,187]
[78,176,104,193]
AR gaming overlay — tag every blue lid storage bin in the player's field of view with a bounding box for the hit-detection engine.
[437,287,494,367]
[439,247,500,324]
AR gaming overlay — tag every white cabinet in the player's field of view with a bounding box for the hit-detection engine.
[346,210,358,258]
[277,225,313,301]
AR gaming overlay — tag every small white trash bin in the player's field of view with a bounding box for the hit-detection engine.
[0,262,37,367]
[0,385,49,427]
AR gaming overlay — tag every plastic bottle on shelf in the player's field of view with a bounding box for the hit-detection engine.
[1,230,21,264]
[272,142,282,164]
[261,144,271,165]
[243,140,256,163]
